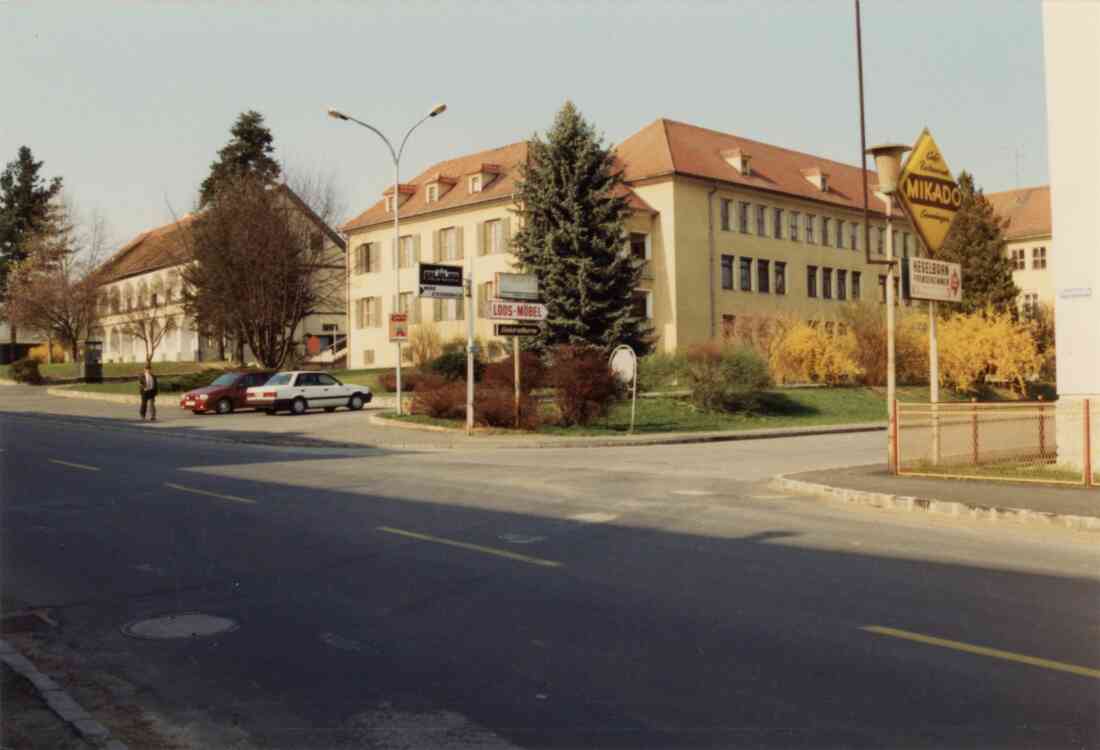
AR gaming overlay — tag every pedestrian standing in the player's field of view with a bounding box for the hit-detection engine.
[139,365,158,421]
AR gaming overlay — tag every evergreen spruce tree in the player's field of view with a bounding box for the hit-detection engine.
[513,101,653,355]
[935,171,1019,315]
[199,110,281,206]
[0,146,64,293]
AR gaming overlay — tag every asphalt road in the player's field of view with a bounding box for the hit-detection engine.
[3,411,1098,748]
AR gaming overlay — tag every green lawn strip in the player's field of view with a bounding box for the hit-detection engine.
[329,367,388,392]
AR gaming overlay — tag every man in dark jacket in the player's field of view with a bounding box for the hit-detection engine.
[139,365,158,421]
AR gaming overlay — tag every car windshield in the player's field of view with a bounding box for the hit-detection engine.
[210,374,239,387]
[267,373,293,386]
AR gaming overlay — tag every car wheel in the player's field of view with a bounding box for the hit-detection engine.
[348,394,364,411]
[291,398,307,415]
[215,398,233,415]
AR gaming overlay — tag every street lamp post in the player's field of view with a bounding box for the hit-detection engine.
[328,104,447,416]
[866,143,910,474]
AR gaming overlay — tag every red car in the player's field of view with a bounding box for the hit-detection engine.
[179,370,276,415]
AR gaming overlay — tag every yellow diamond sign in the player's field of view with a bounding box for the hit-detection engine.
[896,128,962,255]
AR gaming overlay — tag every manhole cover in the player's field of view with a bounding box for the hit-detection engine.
[122,612,238,640]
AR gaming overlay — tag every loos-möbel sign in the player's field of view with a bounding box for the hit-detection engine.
[904,257,963,303]
[488,299,548,321]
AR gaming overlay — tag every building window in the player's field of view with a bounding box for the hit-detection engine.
[822,217,831,247]
[1022,292,1039,317]
[440,227,461,261]
[851,223,860,251]
[362,349,375,366]
[775,261,787,295]
[721,199,731,231]
[632,289,653,319]
[469,175,482,193]
[721,314,736,340]
[879,274,887,303]
[721,254,734,290]
[486,219,506,254]
[789,212,800,242]
[629,232,649,261]
[1033,246,1047,269]
[757,259,770,293]
[773,208,783,239]
[822,267,833,299]
[398,235,417,268]
[756,204,767,236]
[398,291,420,324]
[807,266,818,298]
[805,214,816,244]
[739,257,752,291]
[433,297,465,322]
[837,220,846,249]
[1010,248,1026,270]
[477,280,496,316]
[739,202,750,233]
[837,269,848,300]
[852,271,862,300]
[877,227,885,254]
[356,297,381,329]
[893,230,900,253]
[355,242,381,274]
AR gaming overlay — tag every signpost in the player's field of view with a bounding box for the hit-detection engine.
[487,299,548,321]
[896,128,963,466]
[418,263,464,299]
[388,313,408,342]
[609,345,638,435]
[494,324,541,337]
[496,272,540,301]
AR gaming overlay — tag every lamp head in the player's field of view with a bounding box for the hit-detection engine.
[429,103,447,117]
[865,143,910,194]
[327,108,350,121]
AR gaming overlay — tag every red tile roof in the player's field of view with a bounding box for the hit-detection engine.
[986,185,1051,240]
[95,214,196,285]
[616,118,893,217]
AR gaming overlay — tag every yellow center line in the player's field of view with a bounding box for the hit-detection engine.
[862,625,1100,680]
[377,526,563,569]
[164,482,257,505]
[48,459,99,472]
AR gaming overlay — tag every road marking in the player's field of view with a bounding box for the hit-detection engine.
[377,526,562,568]
[48,459,99,472]
[862,625,1100,680]
[568,512,618,524]
[164,482,257,505]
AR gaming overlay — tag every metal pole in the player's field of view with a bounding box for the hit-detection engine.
[466,259,475,435]
[513,335,520,429]
[1084,399,1092,487]
[630,366,638,435]
[885,198,897,472]
[855,0,873,265]
[393,157,403,416]
[929,300,940,465]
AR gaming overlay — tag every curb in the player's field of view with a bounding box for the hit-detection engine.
[47,387,138,405]
[0,637,129,749]
[771,474,1100,535]
[370,412,886,449]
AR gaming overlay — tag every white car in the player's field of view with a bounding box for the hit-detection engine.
[245,371,373,415]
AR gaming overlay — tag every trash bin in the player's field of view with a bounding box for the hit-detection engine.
[83,340,103,383]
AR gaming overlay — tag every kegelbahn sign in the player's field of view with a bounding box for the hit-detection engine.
[896,128,962,255]
[494,323,541,337]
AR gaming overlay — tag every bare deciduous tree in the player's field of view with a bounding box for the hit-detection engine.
[177,174,344,368]
[116,310,177,366]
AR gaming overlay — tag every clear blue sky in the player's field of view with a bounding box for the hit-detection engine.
[2,0,1047,249]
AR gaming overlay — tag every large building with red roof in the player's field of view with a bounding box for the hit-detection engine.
[986,185,1052,314]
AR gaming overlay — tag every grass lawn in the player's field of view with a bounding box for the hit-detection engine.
[0,360,215,382]
[329,367,389,392]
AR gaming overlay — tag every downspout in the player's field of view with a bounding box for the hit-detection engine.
[707,183,719,340]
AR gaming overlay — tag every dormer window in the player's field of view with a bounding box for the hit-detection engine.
[385,196,395,213]
[383,183,417,213]
[801,167,829,192]
[466,163,501,194]
[721,148,752,176]
[469,175,482,193]
[426,184,439,203]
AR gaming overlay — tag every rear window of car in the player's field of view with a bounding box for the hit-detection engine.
[267,373,293,386]
[210,373,238,387]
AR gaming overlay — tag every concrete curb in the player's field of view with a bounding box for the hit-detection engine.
[0,637,129,749]
[771,474,1100,534]
[47,387,139,405]
[370,412,886,449]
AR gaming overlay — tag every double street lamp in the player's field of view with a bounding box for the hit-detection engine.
[328,104,447,415]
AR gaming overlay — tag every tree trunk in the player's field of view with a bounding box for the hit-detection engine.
[234,332,245,365]
[217,334,226,361]
[46,335,53,364]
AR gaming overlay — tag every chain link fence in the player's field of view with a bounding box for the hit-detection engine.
[896,399,1096,486]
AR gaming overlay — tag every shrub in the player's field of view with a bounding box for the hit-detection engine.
[637,351,689,392]
[722,314,797,362]
[379,369,426,392]
[408,324,443,369]
[937,308,1042,395]
[10,357,42,384]
[428,350,485,382]
[165,368,227,392]
[410,376,465,419]
[482,351,548,393]
[769,323,863,386]
[475,386,541,430]
[839,302,927,386]
[548,346,623,426]
[683,343,771,413]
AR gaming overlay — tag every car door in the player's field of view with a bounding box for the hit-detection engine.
[294,373,320,407]
[314,373,344,407]
[237,373,264,407]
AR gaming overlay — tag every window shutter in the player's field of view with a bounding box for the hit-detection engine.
[456,297,465,321]
[502,218,511,253]
[434,298,443,322]
[477,221,486,256]
[371,243,380,272]
[373,298,381,327]
[432,230,440,262]
[456,226,464,259]
[413,234,421,264]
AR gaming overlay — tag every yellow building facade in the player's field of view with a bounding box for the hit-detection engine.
[342,119,916,368]
[987,185,1053,314]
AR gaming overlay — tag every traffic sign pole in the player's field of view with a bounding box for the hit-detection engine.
[930,299,940,465]
[513,336,520,429]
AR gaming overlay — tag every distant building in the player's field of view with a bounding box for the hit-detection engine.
[342,118,917,367]
[986,185,1052,314]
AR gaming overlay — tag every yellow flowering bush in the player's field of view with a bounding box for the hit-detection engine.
[936,308,1042,395]
[769,323,864,385]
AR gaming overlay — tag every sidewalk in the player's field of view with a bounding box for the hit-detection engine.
[2,384,886,452]
[777,463,1100,533]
